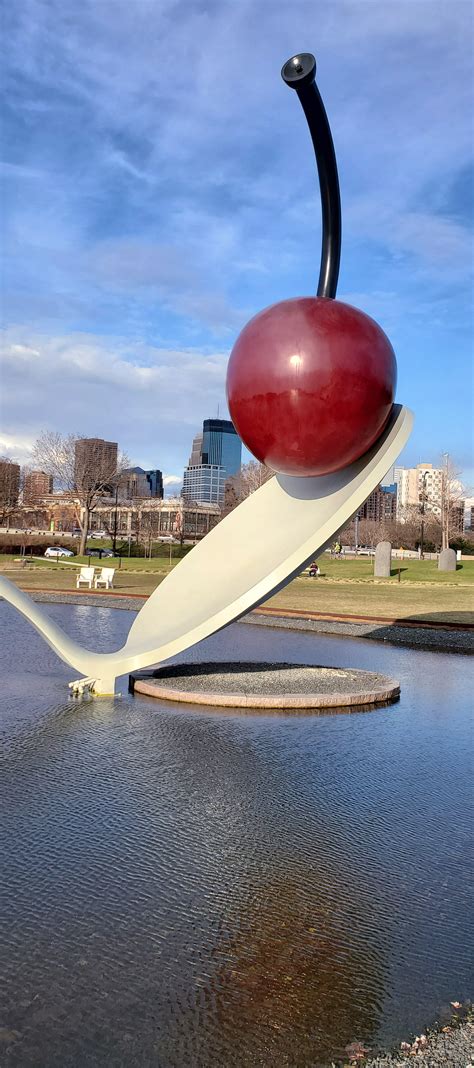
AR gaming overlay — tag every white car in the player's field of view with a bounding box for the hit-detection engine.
[44,547,75,558]
[90,531,107,539]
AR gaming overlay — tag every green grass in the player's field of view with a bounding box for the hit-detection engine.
[1,552,473,624]
[308,555,474,584]
[0,548,189,573]
[267,580,473,624]
[2,552,472,581]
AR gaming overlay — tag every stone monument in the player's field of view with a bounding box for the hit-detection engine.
[374,541,392,578]
[438,548,456,572]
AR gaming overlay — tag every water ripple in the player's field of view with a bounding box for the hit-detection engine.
[0,603,472,1067]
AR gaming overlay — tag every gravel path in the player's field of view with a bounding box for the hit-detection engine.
[248,611,474,654]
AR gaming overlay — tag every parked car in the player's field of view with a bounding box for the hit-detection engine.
[90,531,107,539]
[44,547,75,558]
[84,548,118,558]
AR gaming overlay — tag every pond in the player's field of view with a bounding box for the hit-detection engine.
[0,602,472,1067]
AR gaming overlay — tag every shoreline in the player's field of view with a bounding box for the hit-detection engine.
[360,1005,473,1067]
[5,589,473,655]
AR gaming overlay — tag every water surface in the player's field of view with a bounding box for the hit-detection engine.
[0,602,472,1067]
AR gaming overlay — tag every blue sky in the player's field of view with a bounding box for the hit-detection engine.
[1,0,473,492]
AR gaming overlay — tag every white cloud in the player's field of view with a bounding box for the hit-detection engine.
[0,431,37,466]
[1,0,472,479]
[0,327,230,475]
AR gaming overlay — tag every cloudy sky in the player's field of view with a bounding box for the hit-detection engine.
[1,0,473,492]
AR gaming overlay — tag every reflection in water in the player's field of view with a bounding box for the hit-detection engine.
[208,866,386,1065]
[0,602,473,1067]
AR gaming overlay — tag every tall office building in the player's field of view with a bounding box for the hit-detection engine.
[182,464,227,505]
[145,470,164,498]
[188,432,203,466]
[23,470,53,502]
[394,463,443,517]
[119,467,163,499]
[74,438,118,491]
[201,419,241,478]
[182,419,241,505]
[0,459,21,507]
[358,483,397,523]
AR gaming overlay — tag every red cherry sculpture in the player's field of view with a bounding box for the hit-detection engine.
[226,296,397,477]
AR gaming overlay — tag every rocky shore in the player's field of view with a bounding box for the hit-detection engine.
[336,1005,473,1067]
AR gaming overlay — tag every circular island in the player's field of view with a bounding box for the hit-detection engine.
[130,661,400,711]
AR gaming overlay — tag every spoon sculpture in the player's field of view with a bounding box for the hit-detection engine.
[0,53,412,695]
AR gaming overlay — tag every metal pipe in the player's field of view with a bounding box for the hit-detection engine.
[281,52,341,299]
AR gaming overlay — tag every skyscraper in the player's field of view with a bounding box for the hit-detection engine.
[145,470,164,498]
[394,463,443,518]
[23,470,54,502]
[74,438,118,491]
[0,459,21,508]
[201,419,241,478]
[357,483,397,523]
[182,419,241,505]
[118,467,164,499]
[188,432,203,467]
[182,464,227,505]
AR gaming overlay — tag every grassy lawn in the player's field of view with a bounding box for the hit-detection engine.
[1,553,473,624]
[266,580,473,624]
[307,556,474,584]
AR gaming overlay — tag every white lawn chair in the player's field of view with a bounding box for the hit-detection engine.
[94,567,115,590]
[76,566,95,589]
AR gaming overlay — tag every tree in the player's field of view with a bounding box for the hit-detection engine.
[0,456,21,524]
[33,432,129,555]
[222,460,273,517]
[439,454,468,551]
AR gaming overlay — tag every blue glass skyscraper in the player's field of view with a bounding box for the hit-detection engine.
[201,419,241,479]
[182,419,242,505]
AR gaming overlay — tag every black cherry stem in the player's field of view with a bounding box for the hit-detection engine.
[281,53,341,299]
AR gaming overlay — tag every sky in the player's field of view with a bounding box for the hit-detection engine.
[1,0,473,494]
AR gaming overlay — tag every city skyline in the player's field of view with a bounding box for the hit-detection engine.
[1,2,472,490]
[2,422,469,501]
[1,424,472,501]
[2,439,472,530]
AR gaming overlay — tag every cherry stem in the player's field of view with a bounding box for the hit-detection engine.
[281,53,341,299]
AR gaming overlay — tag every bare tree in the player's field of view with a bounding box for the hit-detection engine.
[439,454,467,551]
[0,457,22,524]
[33,432,129,555]
[222,460,273,517]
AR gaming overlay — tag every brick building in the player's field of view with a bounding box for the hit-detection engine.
[358,483,397,523]
[23,470,54,502]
